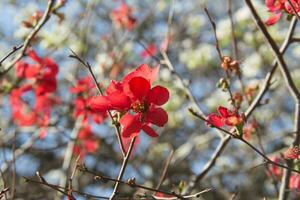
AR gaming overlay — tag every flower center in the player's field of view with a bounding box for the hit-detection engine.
[132,101,147,113]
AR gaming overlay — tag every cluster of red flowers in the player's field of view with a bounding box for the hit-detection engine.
[73,125,99,157]
[269,157,300,191]
[265,0,300,25]
[110,1,136,30]
[9,50,59,138]
[89,64,169,138]
[284,145,300,160]
[206,106,259,139]
[207,106,244,128]
[70,76,107,156]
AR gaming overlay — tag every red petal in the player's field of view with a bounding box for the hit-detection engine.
[129,77,151,100]
[142,125,159,137]
[145,107,168,127]
[107,91,131,111]
[27,50,42,63]
[266,0,282,11]
[265,13,282,26]
[16,61,28,78]
[36,78,57,95]
[25,65,40,78]
[120,113,142,138]
[43,58,59,76]
[39,128,48,139]
[106,80,123,95]
[206,113,225,127]
[218,106,230,118]
[146,86,169,106]
[84,139,98,153]
[88,96,111,112]
[124,64,159,84]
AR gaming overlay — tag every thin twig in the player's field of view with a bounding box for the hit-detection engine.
[155,150,174,190]
[109,137,137,200]
[203,7,222,61]
[80,166,211,199]
[0,0,55,76]
[244,1,300,199]
[227,0,239,60]
[68,155,81,200]
[56,117,82,200]
[0,130,40,172]
[0,45,23,66]
[186,135,230,192]
[25,174,109,199]
[188,108,300,175]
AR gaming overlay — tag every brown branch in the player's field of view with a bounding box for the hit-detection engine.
[0,45,23,66]
[245,16,297,117]
[186,135,230,193]
[1,130,40,172]
[155,150,174,190]
[203,7,222,61]
[0,0,55,76]
[0,188,9,199]
[227,0,239,60]
[161,51,206,118]
[68,155,81,200]
[188,108,300,175]
[56,118,82,200]
[109,137,137,200]
[80,166,211,199]
[244,1,300,199]
[25,174,110,199]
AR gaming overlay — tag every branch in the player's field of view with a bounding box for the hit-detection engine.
[188,108,300,175]
[0,130,40,172]
[25,173,110,200]
[0,45,23,66]
[227,0,239,60]
[186,135,230,193]
[109,137,137,200]
[0,0,55,76]
[245,16,297,117]
[244,1,300,199]
[203,7,222,61]
[56,117,82,199]
[80,166,211,199]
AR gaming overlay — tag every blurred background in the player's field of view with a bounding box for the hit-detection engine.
[1,0,300,199]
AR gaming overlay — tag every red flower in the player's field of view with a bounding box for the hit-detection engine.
[290,175,300,191]
[153,192,175,199]
[284,146,300,160]
[89,64,169,138]
[268,157,283,178]
[140,44,157,59]
[207,106,244,128]
[73,125,99,157]
[265,0,300,25]
[243,119,258,140]
[70,76,107,124]
[11,50,59,138]
[9,85,59,138]
[110,2,136,30]
[16,50,59,95]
